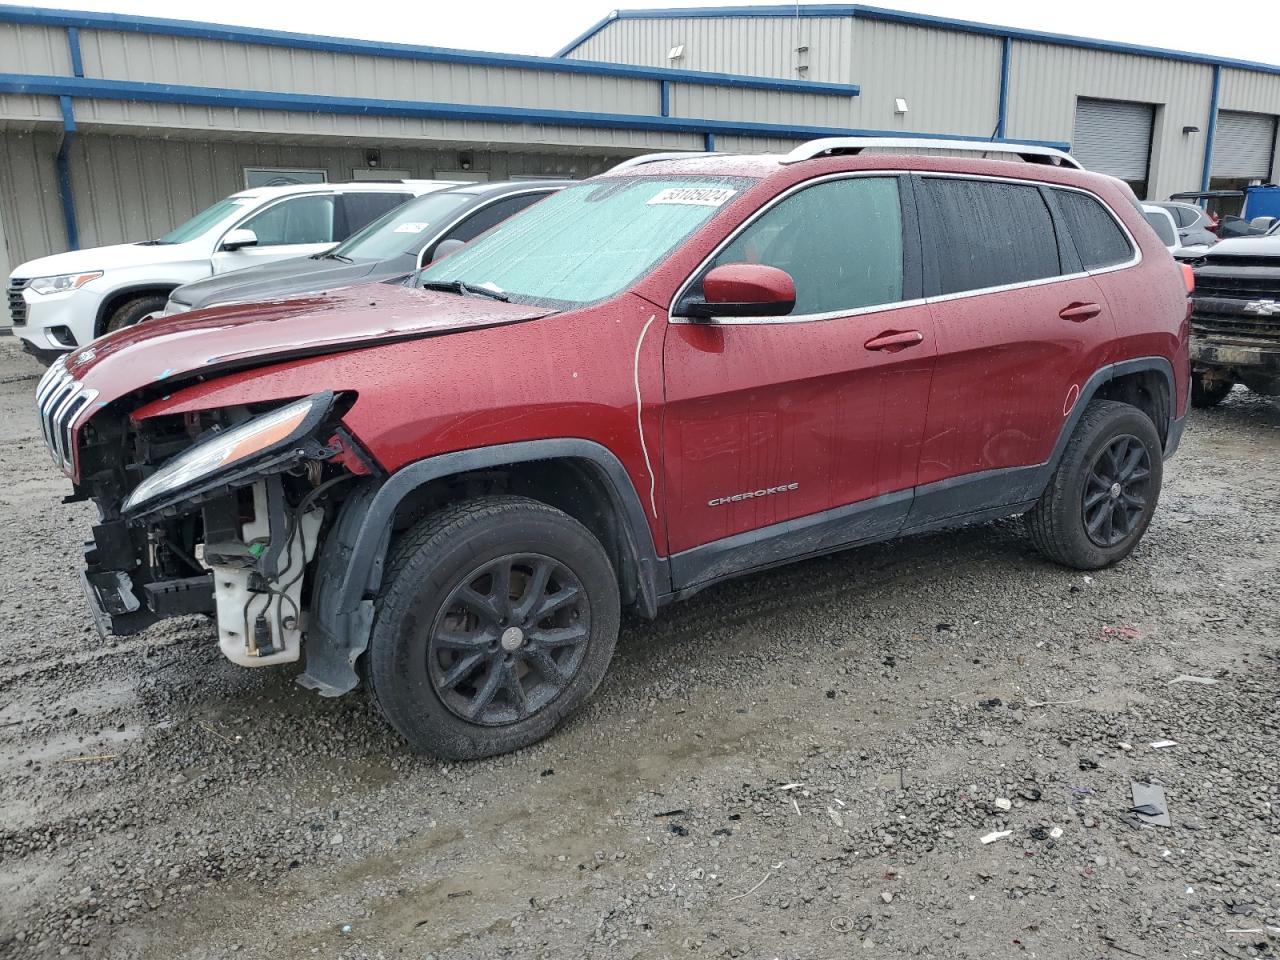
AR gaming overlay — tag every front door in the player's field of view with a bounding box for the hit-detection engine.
[662,174,937,588]
[211,193,339,274]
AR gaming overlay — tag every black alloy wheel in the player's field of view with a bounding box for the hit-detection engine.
[428,554,590,726]
[1081,434,1152,548]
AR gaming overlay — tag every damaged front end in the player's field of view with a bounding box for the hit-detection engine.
[51,376,368,668]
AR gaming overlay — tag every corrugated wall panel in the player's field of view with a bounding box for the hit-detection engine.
[78,31,659,116]
[0,23,73,75]
[0,130,66,269]
[0,94,62,124]
[568,16,855,84]
[1008,42,1212,200]
[849,20,1001,135]
[69,99,700,151]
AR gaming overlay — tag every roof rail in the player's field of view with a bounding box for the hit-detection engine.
[609,151,724,171]
[779,137,1082,169]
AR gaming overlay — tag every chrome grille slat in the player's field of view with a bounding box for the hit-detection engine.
[33,361,94,474]
[7,277,28,326]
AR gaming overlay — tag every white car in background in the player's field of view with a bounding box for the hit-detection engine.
[1141,203,1210,260]
[8,179,464,363]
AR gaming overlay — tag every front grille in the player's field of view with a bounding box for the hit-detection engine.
[7,277,28,326]
[34,361,97,473]
[1192,315,1279,339]
[1194,274,1280,300]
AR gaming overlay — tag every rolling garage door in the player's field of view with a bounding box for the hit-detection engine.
[1212,111,1277,179]
[1072,98,1155,190]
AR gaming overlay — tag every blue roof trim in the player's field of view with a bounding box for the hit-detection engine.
[558,4,1280,76]
[0,4,859,96]
[0,71,1067,149]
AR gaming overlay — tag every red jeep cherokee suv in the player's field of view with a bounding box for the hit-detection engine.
[38,139,1191,758]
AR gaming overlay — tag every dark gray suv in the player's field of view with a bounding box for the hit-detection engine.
[158,180,569,317]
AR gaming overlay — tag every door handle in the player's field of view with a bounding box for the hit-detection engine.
[864,329,924,352]
[1059,301,1102,322]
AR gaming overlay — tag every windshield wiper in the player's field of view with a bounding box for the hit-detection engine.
[420,279,510,302]
[323,252,354,263]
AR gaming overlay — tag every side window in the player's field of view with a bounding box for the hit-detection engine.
[1142,210,1177,247]
[706,177,904,315]
[1052,189,1134,270]
[1172,205,1196,228]
[921,178,1061,295]
[339,192,411,240]
[440,193,548,246]
[239,195,335,246]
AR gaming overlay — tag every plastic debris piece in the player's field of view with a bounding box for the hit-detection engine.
[1169,674,1218,685]
[980,830,1012,845]
[994,798,1012,811]
[1049,826,1064,839]
[654,809,685,818]
[779,783,805,791]
[1130,782,1171,827]
[1150,739,1178,750]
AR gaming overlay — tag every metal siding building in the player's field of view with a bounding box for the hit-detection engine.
[562,7,1280,205]
[2,3,1278,324]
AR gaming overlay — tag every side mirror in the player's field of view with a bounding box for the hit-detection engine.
[220,228,259,252]
[427,238,467,264]
[682,263,796,319]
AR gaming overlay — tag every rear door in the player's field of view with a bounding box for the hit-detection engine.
[662,174,936,583]
[909,175,1119,527]
[338,192,413,241]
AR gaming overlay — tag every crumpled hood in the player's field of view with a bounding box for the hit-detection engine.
[64,281,555,407]
[171,254,399,311]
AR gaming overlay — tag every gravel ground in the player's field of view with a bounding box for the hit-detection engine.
[0,334,1277,960]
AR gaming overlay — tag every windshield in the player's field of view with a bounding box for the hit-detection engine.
[332,191,476,261]
[417,176,753,307]
[158,197,255,244]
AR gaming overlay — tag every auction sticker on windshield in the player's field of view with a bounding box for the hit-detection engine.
[394,222,431,233]
[646,187,737,207]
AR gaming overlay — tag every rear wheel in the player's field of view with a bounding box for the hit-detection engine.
[365,496,620,759]
[102,294,168,335]
[1190,371,1232,408]
[1026,400,1163,570]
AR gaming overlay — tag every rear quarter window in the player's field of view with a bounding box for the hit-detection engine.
[1053,189,1134,270]
[920,178,1061,295]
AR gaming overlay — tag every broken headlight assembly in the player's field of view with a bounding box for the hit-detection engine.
[123,392,337,515]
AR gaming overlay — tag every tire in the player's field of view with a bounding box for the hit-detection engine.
[101,294,168,335]
[1190,371,1232,408]
[365,495,620,759]
[1026,400,1163,570]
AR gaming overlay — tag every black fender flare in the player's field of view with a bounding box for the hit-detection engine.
[298,438,665,698]
[94,283,179,336]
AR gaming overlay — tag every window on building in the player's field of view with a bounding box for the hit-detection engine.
[920,178,1061,294]
[240,194,336,246]
[1053,189,1134,270]
[706,176,904,315]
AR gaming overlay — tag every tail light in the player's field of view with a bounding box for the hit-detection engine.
[1181,263,1195,294]
[1207,211,1220,234]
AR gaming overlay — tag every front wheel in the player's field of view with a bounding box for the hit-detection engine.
[1026,400,1164,570]
[102,294,168,335]
[365,496,620,759]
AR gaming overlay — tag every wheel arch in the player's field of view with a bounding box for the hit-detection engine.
[299,439,666,698]
[94,284,177,337]
[1053,357,1177,466]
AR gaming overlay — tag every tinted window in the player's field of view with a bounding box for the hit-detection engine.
[1053,189,1133,270]
[240,195,336,246]
[707,177,903,315]
[440,193,549,247]
[332,191,475,262]
[1143,210,1177,247]
[339,192,412,239]
[921,178,1060,295]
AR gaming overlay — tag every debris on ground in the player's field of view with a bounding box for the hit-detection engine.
[1130,783,1172,827]
[980,830,1013,845]
[1169,674,1219,685]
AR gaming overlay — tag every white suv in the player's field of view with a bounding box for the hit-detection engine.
[8,180,463,362]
